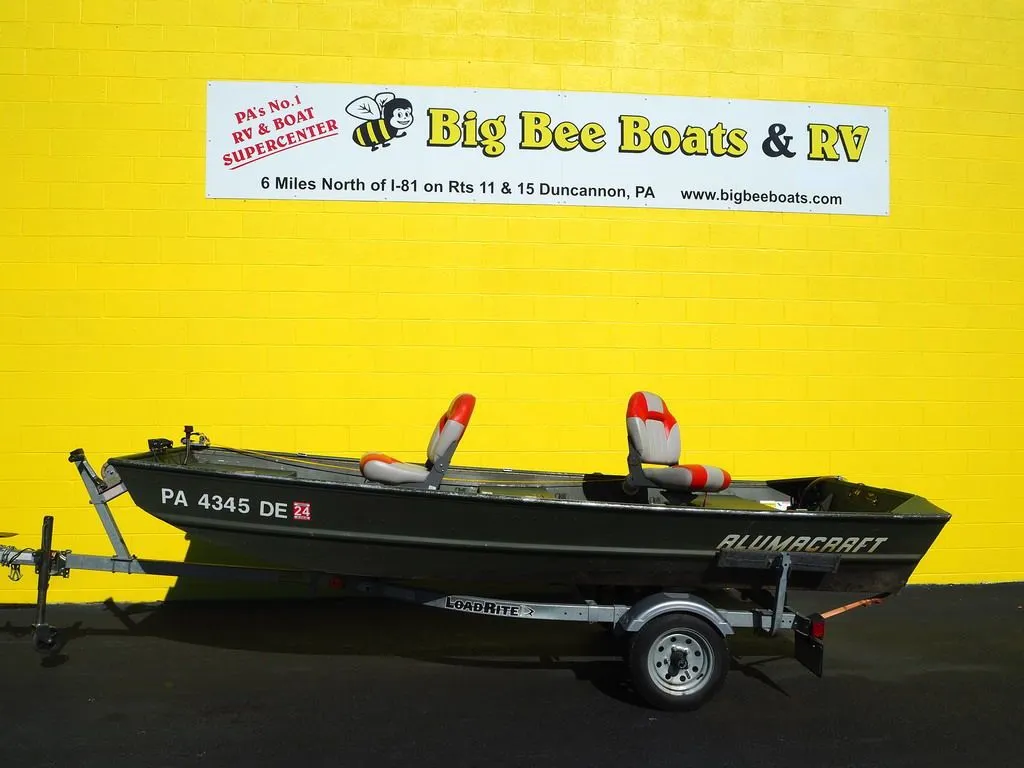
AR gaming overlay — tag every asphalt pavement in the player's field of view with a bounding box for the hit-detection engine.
[1,582,1021,768]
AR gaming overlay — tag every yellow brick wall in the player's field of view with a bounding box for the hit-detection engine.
[1,0,1022,603]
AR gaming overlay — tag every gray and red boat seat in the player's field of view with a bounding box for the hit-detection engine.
[626,391,731,492]
[360,393,476,488]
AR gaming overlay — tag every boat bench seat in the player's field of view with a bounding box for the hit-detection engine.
[626,391,732,493]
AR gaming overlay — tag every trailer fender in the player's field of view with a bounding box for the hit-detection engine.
[617,592,735,636]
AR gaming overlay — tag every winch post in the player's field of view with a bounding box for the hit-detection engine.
[69,448,130,560]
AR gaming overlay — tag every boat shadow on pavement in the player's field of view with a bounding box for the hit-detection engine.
[2,537,1022,768]
[3,537,1022,714]
[0,538,805,708]
[0,595,796,707]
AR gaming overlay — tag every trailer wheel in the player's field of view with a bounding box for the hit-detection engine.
[627,612,728,711]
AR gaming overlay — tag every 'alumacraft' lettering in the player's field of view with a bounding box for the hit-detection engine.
[716,534,889,554]
[444,596,522,617]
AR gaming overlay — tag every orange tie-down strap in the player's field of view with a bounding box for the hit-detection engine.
[820,594,890,620]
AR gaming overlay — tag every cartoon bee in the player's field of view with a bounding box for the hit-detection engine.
[345,92,414,151]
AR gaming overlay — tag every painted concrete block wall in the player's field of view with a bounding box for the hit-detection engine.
[1,0,1022,603]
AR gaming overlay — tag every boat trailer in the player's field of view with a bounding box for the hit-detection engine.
[0,449,888,712]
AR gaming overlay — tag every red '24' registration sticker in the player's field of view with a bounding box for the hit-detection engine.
[292,502,311,521]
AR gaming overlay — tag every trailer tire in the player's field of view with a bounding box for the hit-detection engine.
[627,612,728,711]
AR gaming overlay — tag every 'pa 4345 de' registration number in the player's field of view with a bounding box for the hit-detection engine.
[160,488,312,521]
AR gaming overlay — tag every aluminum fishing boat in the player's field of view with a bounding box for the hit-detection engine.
[99,391,951,596]
[3,390,953,711]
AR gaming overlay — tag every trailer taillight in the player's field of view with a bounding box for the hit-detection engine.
[810,616,826,639]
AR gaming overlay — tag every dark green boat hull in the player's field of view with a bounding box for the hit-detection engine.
[105,445,951,595]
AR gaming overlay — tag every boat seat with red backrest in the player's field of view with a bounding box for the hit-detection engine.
[359,393,476,489]
[625,391,731,492]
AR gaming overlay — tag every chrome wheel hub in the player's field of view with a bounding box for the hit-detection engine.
[647,629,714,696]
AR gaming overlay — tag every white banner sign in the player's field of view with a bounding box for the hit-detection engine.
[205,80,889,216]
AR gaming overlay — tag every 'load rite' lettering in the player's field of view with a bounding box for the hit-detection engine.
[444,596,522,616]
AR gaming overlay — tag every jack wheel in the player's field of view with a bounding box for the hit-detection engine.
[627,612,728,711]
[33,625,60,655]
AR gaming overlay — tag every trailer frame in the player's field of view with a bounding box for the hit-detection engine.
[0,449,889,711]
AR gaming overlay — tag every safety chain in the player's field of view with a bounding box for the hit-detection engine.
[0,545,32,582]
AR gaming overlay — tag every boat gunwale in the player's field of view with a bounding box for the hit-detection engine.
[106,450,953,524]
